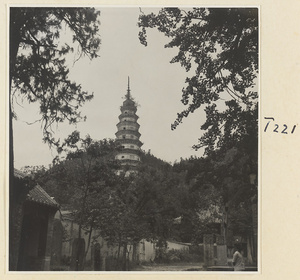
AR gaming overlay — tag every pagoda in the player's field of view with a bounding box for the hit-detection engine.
[115,78,143,169]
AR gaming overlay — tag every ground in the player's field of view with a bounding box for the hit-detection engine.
[132,262,204,271]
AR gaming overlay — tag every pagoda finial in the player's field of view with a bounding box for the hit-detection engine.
[126,76,131,99]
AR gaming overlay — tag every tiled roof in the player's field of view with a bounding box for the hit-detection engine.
[26,184,59,209]
[167,240,192,246]
[14,169,59,209]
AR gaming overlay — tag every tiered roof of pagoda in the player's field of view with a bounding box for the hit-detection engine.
[115,78,143,169]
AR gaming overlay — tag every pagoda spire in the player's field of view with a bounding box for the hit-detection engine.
[126,76,131,99]
[115,78,142,171]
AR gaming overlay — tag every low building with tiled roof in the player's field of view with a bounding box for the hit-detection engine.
[27,184,59,208]
[14,168,59,208]
[11,169,59,271]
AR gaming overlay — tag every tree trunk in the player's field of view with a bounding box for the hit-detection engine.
[132,242,139,265]
[117,243,121,260]
[122,243,127,271]
[247,234,253,265]
[126,245,132,271]
[70,238,85,271]
[117,236,121,268]
[9,9,24,271]
[75,186,89,270]
[84,224,93,259]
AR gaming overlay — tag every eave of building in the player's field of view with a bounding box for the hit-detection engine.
[116,121,140,129]
[118,148,141,155]
[115,129,141,138]
[26,184,59,209]
[116,138,143,147]
[120,105,137,113]
[14,169,59,209]
[118,113,139,121]
[122,101,136,108]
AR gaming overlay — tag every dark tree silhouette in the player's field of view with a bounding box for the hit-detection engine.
[138,7,258,155]
[9,7,101,270]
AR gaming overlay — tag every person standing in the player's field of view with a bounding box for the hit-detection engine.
[232,245,245,271]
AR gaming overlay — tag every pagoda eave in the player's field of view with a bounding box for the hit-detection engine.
[119,148,141,155]
[116,138,143,147]
[115,130,141,138]
[119,113,139,120]
[116,121,140,129]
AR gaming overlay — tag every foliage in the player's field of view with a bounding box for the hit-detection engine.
[155,248,201,264]
[58,134,120,226]
[9,12,101,269]
[44,134,121,270]
[139,8,258,254]
[20,165,47,175]
[29,138,188,269]
[93,161,184,247]
[30,133,119,207]
[172,146,257,245]
[105,256,123,271]
[138,163,187,239]
[26,144,191,269]
[10,7,101,146]
[138,7,258,155]
[140,150,172,171]
[92,171,151,245]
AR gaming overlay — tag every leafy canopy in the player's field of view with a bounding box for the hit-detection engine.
[138,8,258,155]
[10,8,101,146]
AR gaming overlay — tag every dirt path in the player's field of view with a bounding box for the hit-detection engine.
[132,262,204,271]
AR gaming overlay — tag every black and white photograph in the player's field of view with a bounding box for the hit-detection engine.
[8,7,258,272]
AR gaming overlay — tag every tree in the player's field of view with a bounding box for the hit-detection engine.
[91,160,183,270]
[9,8,101,270]
[139,8,258,263]
[173,156,223,243]
[43,133,120,270]
[138,8,258,155]
[173,148,257,262]
[92,171,152,270]
[10,7,100,151]
[29,148,184,271]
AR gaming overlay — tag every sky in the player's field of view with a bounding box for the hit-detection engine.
[13,7,207,169]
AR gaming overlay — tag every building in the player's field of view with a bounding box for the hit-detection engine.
[115,78,143,170]
[10,169,59,271]
[54,209,156,270]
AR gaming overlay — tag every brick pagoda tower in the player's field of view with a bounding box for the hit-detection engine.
[115,78,142,169]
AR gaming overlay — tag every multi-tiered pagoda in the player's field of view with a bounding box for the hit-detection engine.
[115,78,142,169]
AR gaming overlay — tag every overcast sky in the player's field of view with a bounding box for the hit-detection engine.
[13,7,207,169]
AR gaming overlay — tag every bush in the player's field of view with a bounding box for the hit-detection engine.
[155,248,202,264]
[190,244,204,261]
[61,255,71,266]
[105,256,123,271]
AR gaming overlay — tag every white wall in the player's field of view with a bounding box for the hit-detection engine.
[167,241,190,252]
[138,240,156,262]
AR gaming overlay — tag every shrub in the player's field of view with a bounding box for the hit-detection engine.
[155,248,202,263]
